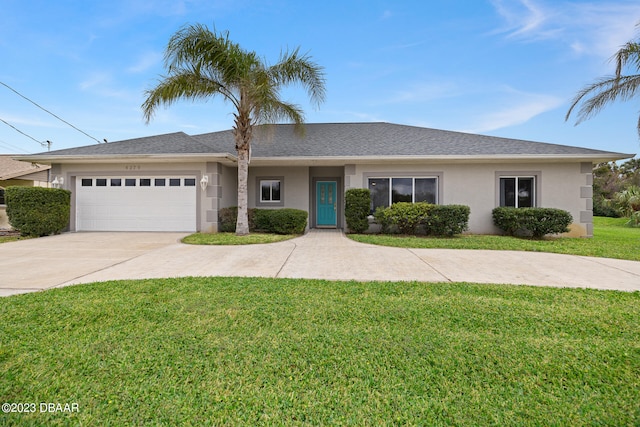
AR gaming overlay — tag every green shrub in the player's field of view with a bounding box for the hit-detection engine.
[374,203,470,236]
[345,188,371,233]
[384,202,431,234]
[627,211,640,227]
[219,207,239,232]
[266,209,308,234]
[424,205,470,236]
[491,207,521,236]
[593,196,620,218]
[251,209,272,232]
[493,207,573,239]
[373,206,392,234]
[5,186,71,237]
[218,207,306,234]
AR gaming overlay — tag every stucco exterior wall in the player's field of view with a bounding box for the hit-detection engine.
[248,166,310,211]
[346,161,592,237]
[50,159,593,236]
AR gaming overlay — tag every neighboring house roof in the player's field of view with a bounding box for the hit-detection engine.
[0,155,51,181]
[16,122,634,164]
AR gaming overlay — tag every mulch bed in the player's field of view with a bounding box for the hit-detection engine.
[0,230,21,237]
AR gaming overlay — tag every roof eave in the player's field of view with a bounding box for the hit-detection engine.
[248,153,636,166]
[13,153,238,166]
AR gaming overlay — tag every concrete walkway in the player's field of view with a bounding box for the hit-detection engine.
[1,230,639,296]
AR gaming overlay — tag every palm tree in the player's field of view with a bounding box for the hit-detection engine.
[142,24,326,235]
[565,24,640,137]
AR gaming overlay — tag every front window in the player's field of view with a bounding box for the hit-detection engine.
[500,177,535,208]
[0,187,5,205]
[260,180,281,202]
[369,177,438,212]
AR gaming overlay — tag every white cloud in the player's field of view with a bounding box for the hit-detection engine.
[491,0,640,60]
[383,81,460,105]
[462,87,564,133]
[490,0,551,39]
[0,112,54,128]
[127,51,163,74]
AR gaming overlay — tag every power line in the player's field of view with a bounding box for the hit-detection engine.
[0,81,103,144]
[0,116,47,147]
[0,138,31,154]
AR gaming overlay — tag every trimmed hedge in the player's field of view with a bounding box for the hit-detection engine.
[374,203,470,236]
[380,202,430,235]
[219,207,307,235]
[345,188,371,233]
[5,186,71,237]
[424,204,470,236]
[492,207,573,239]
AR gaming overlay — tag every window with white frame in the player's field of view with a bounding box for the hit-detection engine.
[368,177,438,212]
[260,179,281,203]
[499,176,535,208]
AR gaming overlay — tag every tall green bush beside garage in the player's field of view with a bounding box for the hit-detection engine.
[344,188,371,233]
[5,187,71,237]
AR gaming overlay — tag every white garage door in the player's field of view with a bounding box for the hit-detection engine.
[76,176,197,232]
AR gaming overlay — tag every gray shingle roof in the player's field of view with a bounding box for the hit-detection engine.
[194,122,629,157]
[25,122,633,160]
[38,132,214,156]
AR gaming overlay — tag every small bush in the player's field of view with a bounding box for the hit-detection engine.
[493,207,573,239]
[345,188,371,233]
[218,207,306,234]
[491,207,521,236]
[373,203,470,236]
[384,202,431,234]
[627,211,640,227]
[593,197,620,218]
[251,209,272,232]
[424,205,470,236]
[373,206,392,234]
[5,186,71,237]
[266,209,308,234]
[219,207,239,232]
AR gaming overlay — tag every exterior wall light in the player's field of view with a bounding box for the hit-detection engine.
[200,175,209,191]
[51,176,64,188]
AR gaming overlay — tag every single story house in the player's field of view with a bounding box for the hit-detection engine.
[17,122,633,237]
[0,155,51,229]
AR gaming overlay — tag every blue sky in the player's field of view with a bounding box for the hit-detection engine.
[1,0,639,158]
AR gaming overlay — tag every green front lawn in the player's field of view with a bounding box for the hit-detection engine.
[1,277,638,425]
[349,216,640,261]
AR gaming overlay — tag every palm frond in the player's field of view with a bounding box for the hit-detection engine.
[566,22,640,137]
[566,74,640,124]
[142,73,228,123]
[268,48,327,107]
[613,41,640,77]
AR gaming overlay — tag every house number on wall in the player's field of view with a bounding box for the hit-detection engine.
[124,165,141,170]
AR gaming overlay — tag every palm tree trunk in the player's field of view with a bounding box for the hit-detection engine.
[234,107,252,236]
[236,147,250,235]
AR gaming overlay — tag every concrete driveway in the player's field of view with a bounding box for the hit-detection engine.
[1,230,639,296]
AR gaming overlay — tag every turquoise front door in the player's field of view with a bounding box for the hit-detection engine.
[316,181,337,227]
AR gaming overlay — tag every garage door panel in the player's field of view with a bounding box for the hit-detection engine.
[76,176,197,232]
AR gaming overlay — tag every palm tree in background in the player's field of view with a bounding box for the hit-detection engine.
[142,24,326,235]
[566,23,640,137]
